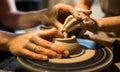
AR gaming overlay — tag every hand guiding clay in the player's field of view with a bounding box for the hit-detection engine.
[7,28,69,61]
[61,8,95,38]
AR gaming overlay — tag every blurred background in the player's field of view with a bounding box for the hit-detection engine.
[15,0,104,18]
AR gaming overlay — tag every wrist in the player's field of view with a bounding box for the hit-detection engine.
[19,11,40,29]
[95,19,107,32]
[0,31,18,51]
[37,8,48,23]
[85,19,100,32]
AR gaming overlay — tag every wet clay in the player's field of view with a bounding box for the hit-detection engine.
[62,15,86,38]
[53,35,82,56]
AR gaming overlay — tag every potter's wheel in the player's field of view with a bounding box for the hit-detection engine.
[17,38,113,72]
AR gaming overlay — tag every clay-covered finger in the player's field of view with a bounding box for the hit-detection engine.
[80,13,95,25]
[79,13,90,21]
[25,41,37,52]
[51,19,63,31]
[62,15,74,32]
[50,44,69,57]
[25,41,61,58]
[30,36,69,57]
[19,48,48,61]
[79,9,91,15]
[34,46,62,58]
[37,28,64,38]
[62,18,79,32]
[66,23,82,33]
[30,36,55,48]
[72,11,82,21]
[63,15,74,27]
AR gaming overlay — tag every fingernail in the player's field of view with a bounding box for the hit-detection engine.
[42,56,48,60]
[63,50,69,57]
[56,54,62,59]
[50,44,55,48]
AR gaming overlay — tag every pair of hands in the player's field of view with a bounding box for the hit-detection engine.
[20,3,95,34]
[38,4,95,37]
[39,4,95,31]
[62,8,95,35]
[12,4,76,60]
[11,4,95,61]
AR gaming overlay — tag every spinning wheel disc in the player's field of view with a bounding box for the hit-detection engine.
[17,39,113,72]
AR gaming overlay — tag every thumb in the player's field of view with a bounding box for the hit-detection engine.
[39,28,64,38]
[51,19,63,31]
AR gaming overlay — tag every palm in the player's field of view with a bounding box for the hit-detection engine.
[39,4,76,30]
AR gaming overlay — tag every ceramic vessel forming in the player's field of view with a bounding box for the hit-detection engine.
[53,36,82,56]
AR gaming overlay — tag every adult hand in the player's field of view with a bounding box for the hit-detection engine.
[58,7,94,37]
[7,28,69,61]
[62,11,96,37]
[18,4,89,31]
[37,3,79,30]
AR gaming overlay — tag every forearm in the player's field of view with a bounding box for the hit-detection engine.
[76,0,93,9]
[96,16,120,32]
[0,0,18,30]
[4,11,40,29]
[0,11,23,30]
[0,0,40,30]
[0,31,16,51]
[89,16,120,32]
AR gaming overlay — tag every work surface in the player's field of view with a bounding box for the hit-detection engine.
[25,28,120,72]
[0,25,120,72]
[24,26,120,70]
[86,31,120,72]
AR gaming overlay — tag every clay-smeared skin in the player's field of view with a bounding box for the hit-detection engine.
[62,14,85,38]
[62,11,95,38]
